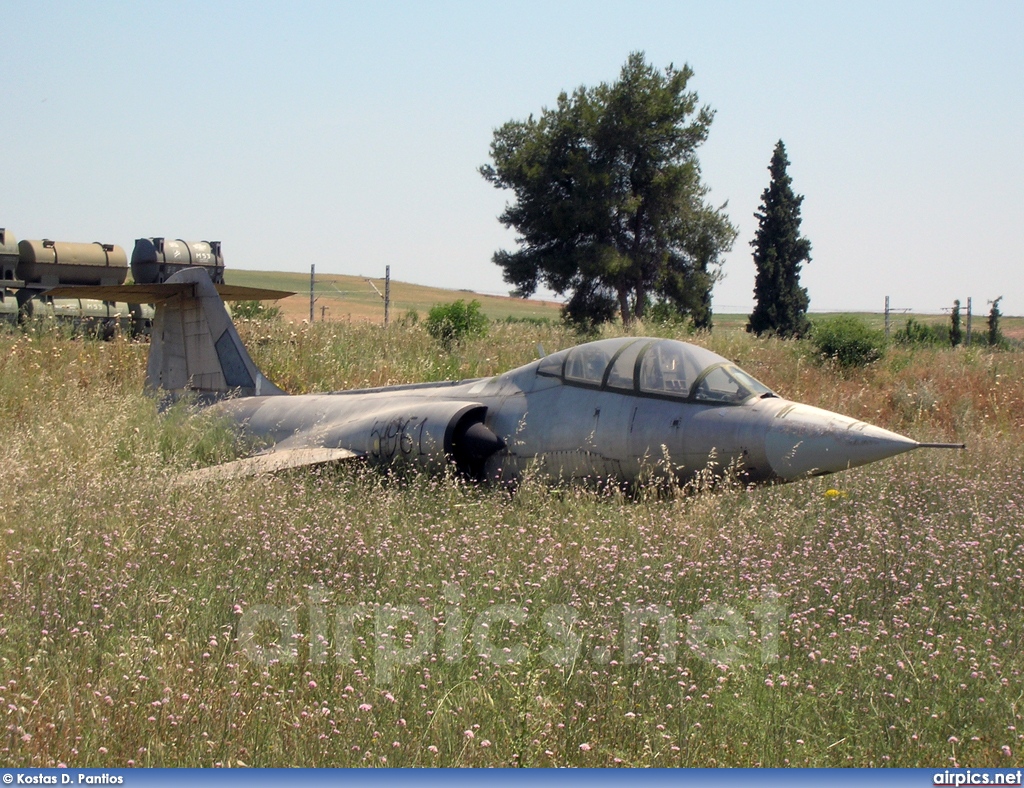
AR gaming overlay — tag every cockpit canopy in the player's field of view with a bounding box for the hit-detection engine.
[536,337,776,404]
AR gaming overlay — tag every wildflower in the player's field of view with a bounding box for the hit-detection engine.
[358,704,372,712]
[464,730,475,739]
[824,489,848,500]
[579,743,591,752]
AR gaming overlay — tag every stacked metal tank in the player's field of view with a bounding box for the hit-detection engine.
[0,231,225,336]
[131,238,224,284]
[17,239,128,287]
[0,228,18,282]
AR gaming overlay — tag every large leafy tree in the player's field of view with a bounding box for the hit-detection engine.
[480,52,737,327]
[747,140,812,338]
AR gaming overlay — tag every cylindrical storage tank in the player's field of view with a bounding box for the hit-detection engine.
[131,238,225,284]
[0,229,18,281]
[0,290,18,324]
[70,299,134,339]
[18,294,56,321]
[17,239,128,287]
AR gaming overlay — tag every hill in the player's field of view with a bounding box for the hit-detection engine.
[224,268,1024,340]
[224,268,563,324]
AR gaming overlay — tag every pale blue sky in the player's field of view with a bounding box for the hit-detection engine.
[3,1,1021,314]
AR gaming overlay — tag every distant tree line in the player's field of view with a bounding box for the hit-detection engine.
[481,54,1011,343]
[926,296,1007,348]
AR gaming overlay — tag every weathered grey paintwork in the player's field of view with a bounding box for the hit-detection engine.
[50,267,963,485]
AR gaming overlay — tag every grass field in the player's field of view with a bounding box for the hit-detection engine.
[0,314,1022,767]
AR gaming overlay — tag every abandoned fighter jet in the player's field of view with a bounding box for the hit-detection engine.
[50,268,963,485]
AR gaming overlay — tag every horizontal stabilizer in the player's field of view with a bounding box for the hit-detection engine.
[44,282,294,302]
[216,284,295,301]
[177,447,359,484]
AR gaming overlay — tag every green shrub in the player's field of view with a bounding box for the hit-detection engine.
[424,299,488,346]
[501,315,552,327]
[810,315,886,367]
[894,317,947,346]
[646,299,690,326]
[232,300,282,321]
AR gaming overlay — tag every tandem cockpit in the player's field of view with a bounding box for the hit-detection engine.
[533,337,777,405]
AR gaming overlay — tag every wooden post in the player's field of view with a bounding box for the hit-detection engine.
[384,265,391,327]
[884,296,890,340]
[966,296,972,345]
[310,264,315,323]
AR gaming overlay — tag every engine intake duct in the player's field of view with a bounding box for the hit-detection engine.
[451,415,505,479]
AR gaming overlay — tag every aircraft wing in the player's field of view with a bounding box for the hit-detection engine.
[176,446,360,484]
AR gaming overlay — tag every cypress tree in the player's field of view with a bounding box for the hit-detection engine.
[950,299,962,347]
[988,296,1003,346]
[747,140,812,338]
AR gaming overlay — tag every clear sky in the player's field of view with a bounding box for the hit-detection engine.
[3,1,1021,315]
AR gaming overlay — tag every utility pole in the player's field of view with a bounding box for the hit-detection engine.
[884,296,890,340]
[966,296,972,345]
[310,264,315,323]
[366,267,392,326]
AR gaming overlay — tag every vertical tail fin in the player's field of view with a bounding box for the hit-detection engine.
[147,268,286,399]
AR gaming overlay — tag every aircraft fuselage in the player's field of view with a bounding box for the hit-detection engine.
[213,342,919,486]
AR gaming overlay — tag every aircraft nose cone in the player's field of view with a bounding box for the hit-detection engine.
[764,403,918,481]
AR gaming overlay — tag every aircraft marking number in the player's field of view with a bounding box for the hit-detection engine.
[370,416,427,461]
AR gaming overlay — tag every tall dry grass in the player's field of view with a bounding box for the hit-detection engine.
[0,319,1021,767]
